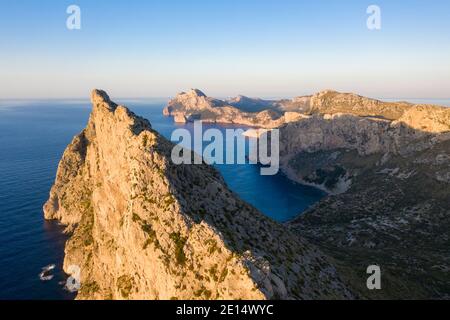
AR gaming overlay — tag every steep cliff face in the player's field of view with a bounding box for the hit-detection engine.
[287,137,450,299]
[163,89,286,128]
[44,90,354,300]
[163,89,419,128]
[279,102,450,299]
[226,95,276,113]
[279,105,450,192]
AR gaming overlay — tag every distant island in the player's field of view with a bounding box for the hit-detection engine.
[44,89,450,299]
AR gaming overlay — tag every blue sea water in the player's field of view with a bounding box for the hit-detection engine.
[0,99,326,300]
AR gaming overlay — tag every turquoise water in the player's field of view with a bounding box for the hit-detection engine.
[0,99,324,300]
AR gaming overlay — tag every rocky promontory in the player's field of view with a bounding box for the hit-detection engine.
[163,89,287,128]
[163,88,417,128]
[44,90,354,300]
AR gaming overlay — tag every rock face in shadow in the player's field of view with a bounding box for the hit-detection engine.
[288,138,450,299]
[44,90,354,300]
[279,111,450,193]
[279,99,450,299]
[165,87,450,298]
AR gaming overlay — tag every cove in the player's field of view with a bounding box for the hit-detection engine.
[135,102,326,223]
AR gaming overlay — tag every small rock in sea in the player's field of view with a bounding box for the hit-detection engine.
[39,264,56,281]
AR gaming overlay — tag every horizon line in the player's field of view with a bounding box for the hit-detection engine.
[1,96,450,101]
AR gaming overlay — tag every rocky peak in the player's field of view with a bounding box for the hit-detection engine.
[90,89,119,112]
[316,89,339,96]
[229,95,251,103]
[189,88,207,97]
[164,89,215,116]
[309,90,413,120]
[44,90,354,300]
[91,89,112,105]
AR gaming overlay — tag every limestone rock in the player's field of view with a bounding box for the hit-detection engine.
[308,90,413,120]
[284,112,310,123]
[163,89,440,129]
[163,89,285,128]
[173,114,187,123]
[44,89,354,300]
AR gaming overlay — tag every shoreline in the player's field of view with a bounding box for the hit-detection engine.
[166,113,338,195]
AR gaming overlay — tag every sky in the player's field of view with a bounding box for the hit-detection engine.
[1,0,449,99]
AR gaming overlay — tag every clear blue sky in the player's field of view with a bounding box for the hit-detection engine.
[1,0,449,99]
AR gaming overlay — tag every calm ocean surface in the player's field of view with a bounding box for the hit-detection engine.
[1,97,448,299]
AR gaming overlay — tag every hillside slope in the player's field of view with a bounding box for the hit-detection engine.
[281,106,450,299]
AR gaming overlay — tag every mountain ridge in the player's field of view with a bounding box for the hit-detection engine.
[163,88,450,128]
[44,89,355,300]
[163,88,450,298]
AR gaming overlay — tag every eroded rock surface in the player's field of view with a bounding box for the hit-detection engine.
[163,88,418,127]
[164,88,450,299]
[279,98,450,299]
[44,90,354,300]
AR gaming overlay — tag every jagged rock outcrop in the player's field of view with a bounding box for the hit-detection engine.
[278,99,450,299]
[163,88,450,298]
[44,90,354,300]
[163,89,417,128]
[163,89,286,128]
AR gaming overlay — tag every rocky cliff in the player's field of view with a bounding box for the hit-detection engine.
[163,89,286,127]
[164,88,450,299]
[44,90,354,300]
[163,89,416,127]
[288,138,450,299]
[278,100,450,299]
